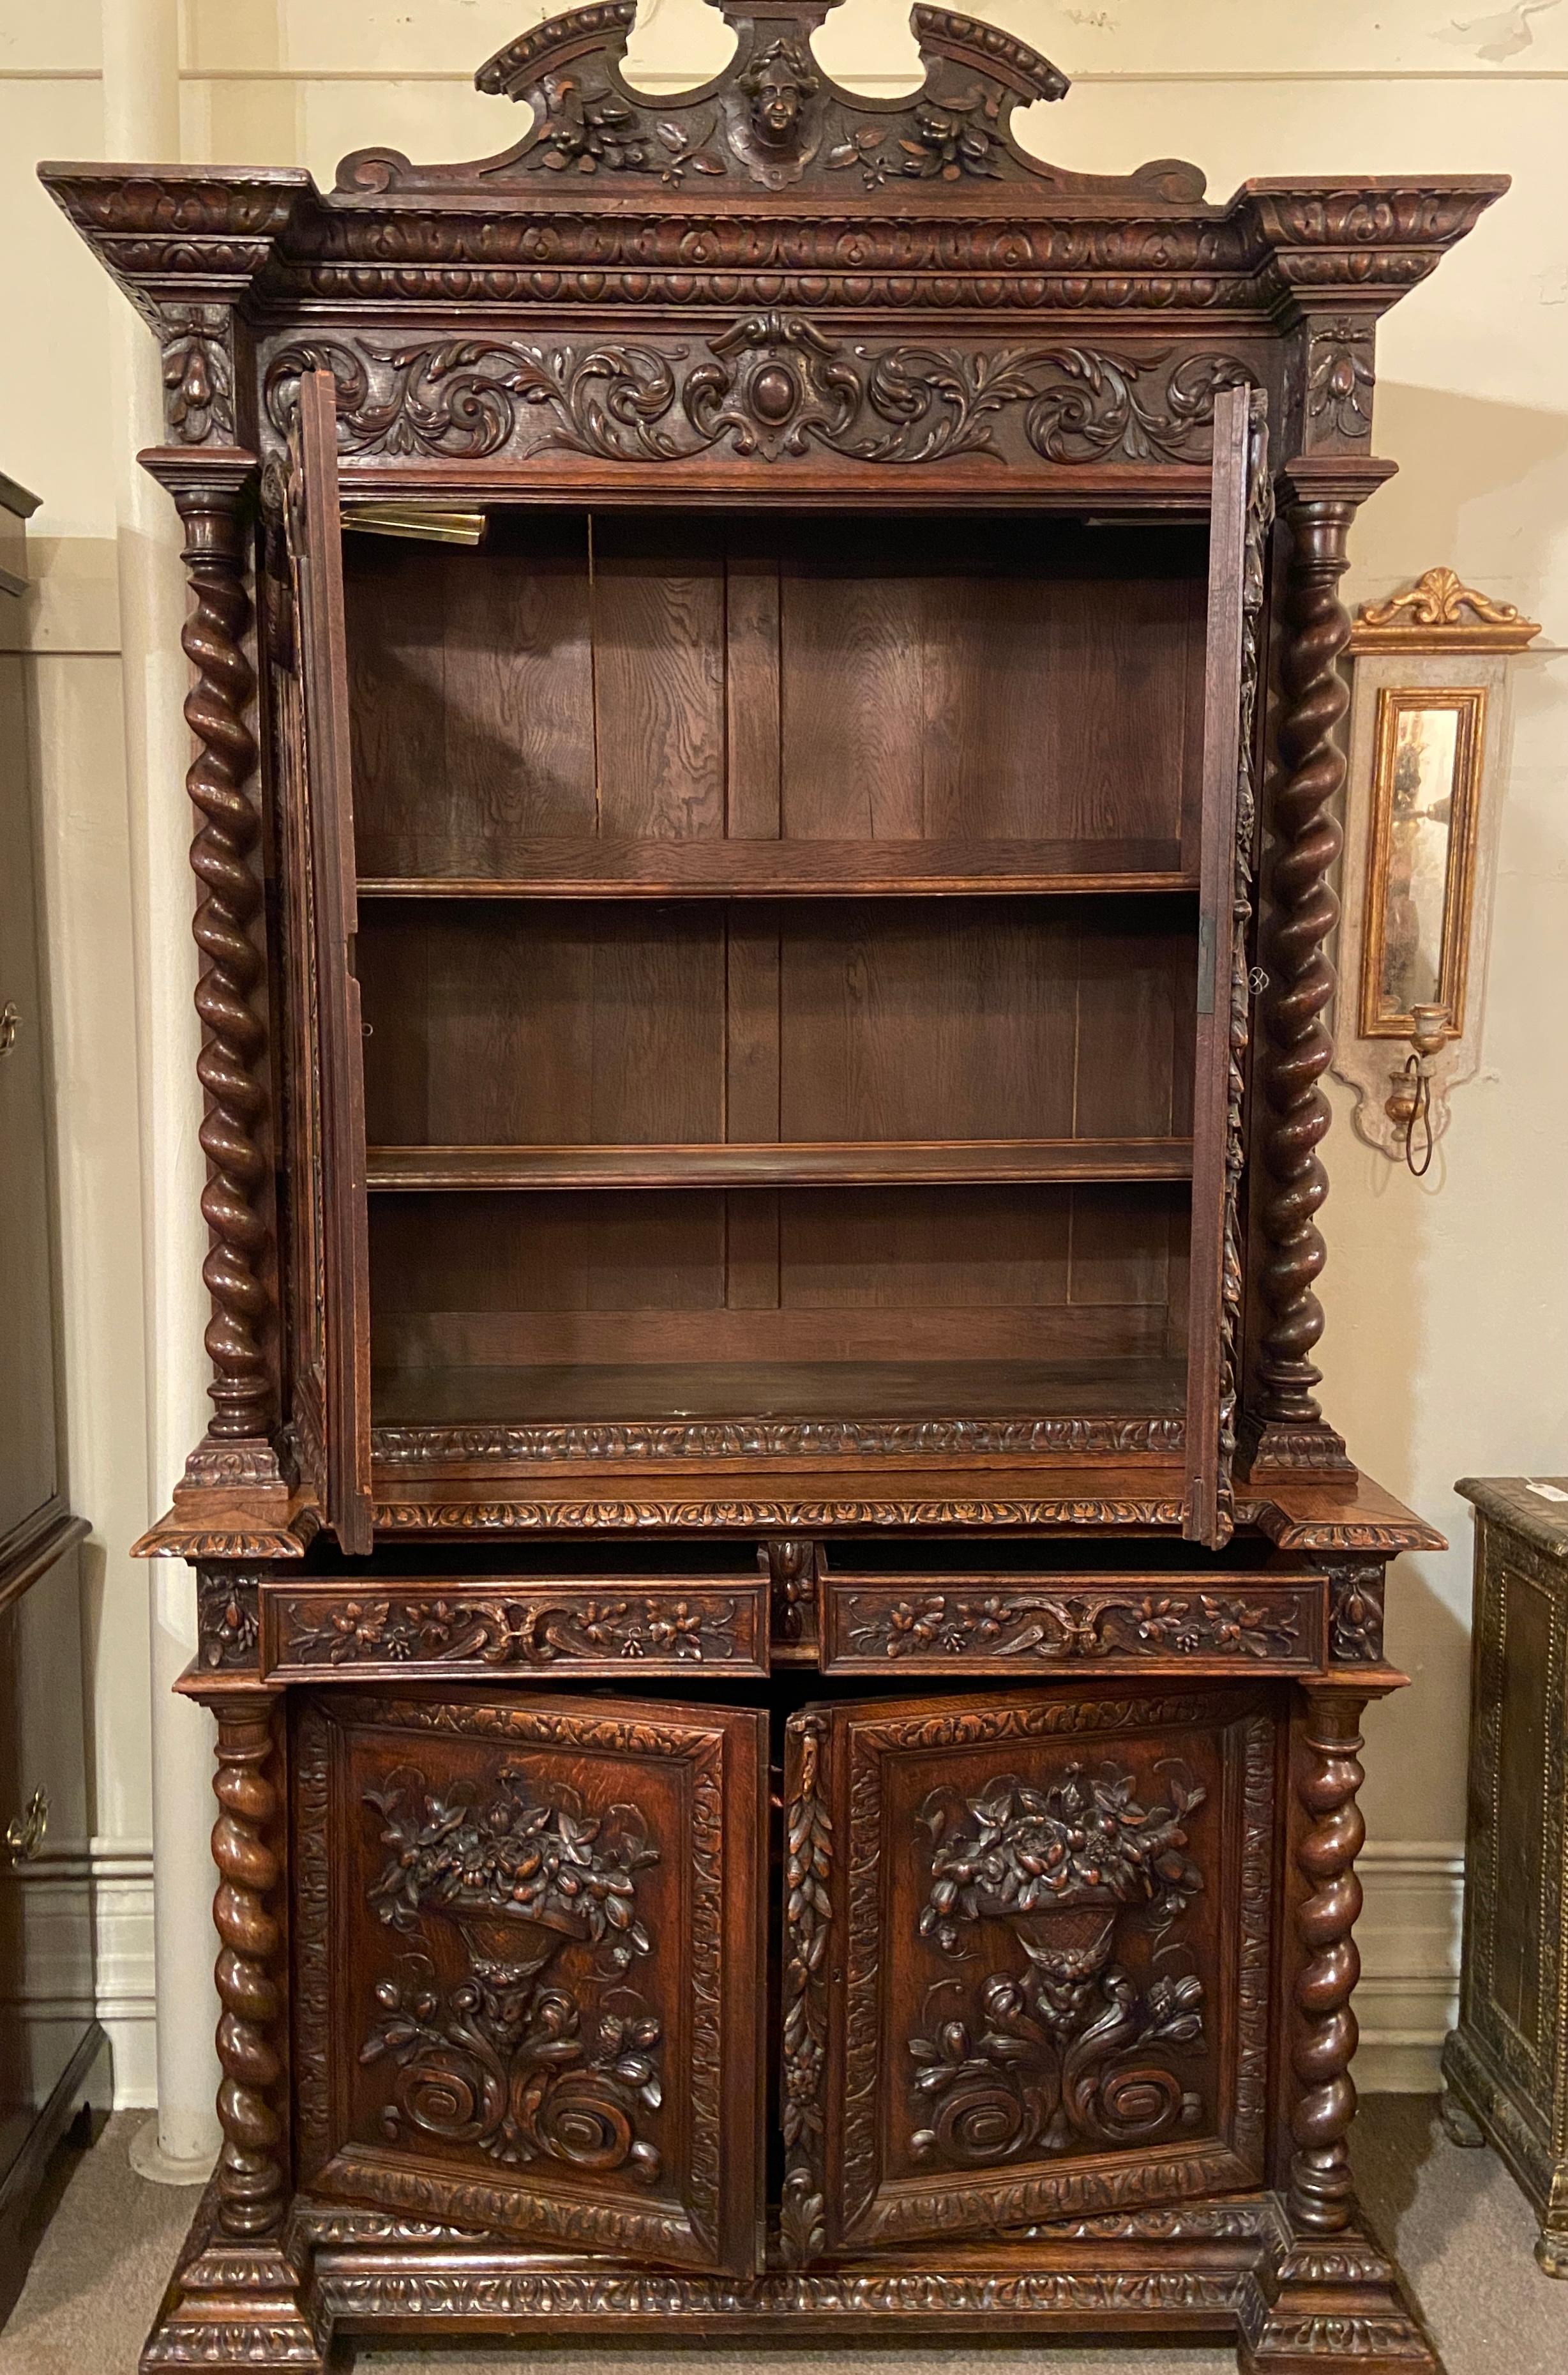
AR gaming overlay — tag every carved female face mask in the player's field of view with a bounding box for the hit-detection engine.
[745,41,817,148]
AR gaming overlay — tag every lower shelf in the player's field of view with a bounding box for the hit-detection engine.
[370,1354,1189,1427]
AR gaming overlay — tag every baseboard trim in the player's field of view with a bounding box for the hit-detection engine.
[90,1835,156,2108]
[1352,1839,1465,2092]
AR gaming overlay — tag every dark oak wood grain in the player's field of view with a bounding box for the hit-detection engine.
[49,3,1488,2358]
[365,1140,1196,1190]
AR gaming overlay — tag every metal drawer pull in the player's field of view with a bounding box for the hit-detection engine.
[0,1000,19,1054]
[4,1788,49,1865]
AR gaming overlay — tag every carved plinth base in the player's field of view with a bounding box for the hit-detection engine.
[141,2203,326,2371]
[140,2184,1437,2371]
[1237,2213,1438,2374]
[133,1439,320,1561]
[1239,1420,1355,1481]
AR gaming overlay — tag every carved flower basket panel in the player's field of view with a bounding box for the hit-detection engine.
[293,1690,767,2273]
[791,1687,1274,2256]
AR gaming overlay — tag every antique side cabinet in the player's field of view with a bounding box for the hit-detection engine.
[42,6,1500,2367]
[0,472,107,2322]
[1442,1478,1568,2275]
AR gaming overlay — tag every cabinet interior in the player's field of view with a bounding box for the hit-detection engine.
[343,506,1211,1438]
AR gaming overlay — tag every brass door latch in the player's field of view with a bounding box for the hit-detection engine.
[0,1000,19,1055]
[4,1787,49,1865]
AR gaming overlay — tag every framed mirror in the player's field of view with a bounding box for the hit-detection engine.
[1332,570,1539,1160]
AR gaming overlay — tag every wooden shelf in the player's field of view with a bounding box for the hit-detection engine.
[365,1139,1196,1192]
[356,837,1196,901]
[370,1354,1189,1428]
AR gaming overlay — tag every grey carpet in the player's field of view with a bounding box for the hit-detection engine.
[1,2100,1565,2372]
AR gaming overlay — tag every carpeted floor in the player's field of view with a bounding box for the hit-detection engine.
[1,2100,1565,2372]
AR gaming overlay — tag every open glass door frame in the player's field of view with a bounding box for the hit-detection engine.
[279,367,373,1554]
[1185,383,1271,1546]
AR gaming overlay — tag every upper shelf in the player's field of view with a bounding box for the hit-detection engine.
[366,1140,1195,1192]
[356,838,1196,901]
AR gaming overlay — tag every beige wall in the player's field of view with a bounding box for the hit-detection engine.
[1,0,1563,2098]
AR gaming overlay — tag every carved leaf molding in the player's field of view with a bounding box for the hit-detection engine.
[280,1591,737,1667]
[843,1588,1301,1666]
[264,330,1254,469]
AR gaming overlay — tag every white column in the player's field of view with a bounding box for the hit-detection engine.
[102,0,222,2182]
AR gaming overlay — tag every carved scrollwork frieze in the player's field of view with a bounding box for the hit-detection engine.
[262,330,1255,472]
[826,1584,1311,1672]
[372,1495,1193,1533]
[371,1413,1186,1465]
[264,1582,764,1676]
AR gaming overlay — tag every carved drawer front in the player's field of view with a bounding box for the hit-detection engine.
[782,1685,1274,2263]
[293,1691,767,2273]
[818,1572,1322,1676]
[262,1574,769,1680]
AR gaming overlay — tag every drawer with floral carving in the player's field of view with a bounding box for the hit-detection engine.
[260,1575,770,1681]
[817,1572,1325,1676]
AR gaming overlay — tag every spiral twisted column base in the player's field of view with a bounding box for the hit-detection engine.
[137,449,317,1565]
[1288,1689,1368,2236]
[1243,457,1392,1482]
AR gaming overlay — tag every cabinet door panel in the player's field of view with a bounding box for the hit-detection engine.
[783,1685,1273,2262]
[1185,382,1270,1545]
[294,1690,766,2272]
[274,367,372,1553]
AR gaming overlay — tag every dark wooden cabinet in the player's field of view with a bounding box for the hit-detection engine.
[41,4,1501,2365]
[1442,1478,1568,2275]
[0,472,107,2328]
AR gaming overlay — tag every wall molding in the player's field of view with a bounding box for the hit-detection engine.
[89,1835,157,2106]
[1353,1839,1464,2093]
[4,1835,159,2109]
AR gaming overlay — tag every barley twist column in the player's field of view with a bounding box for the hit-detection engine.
[174,480,274,1450]
[211,1695,286,2237]
[1288,1689,1367,2234]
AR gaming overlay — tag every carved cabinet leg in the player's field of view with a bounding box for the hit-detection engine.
[141,1690,328,2372]
[1241,1687,1436,2374]
[1288,1689,1365,2235]
[211,1694,287,2237]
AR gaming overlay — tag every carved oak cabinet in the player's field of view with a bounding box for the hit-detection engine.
[42,6,1499,2366]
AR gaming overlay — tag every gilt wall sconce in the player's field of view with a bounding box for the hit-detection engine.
[1332,567,1540,1167]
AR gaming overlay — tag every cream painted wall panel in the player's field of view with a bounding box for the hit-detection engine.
[181,0,548,75]
[0,0,101,75]
[174,0,1568,80]
[27,650,152,1844]
[1008,79,1565,416]
[1323,655,1568,1842]
[0,80,115,542]
[181,72,503,177]
[977,0,1568,79]
[0,538,119,658]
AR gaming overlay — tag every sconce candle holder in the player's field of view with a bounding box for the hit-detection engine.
[1332,568,1541,1164]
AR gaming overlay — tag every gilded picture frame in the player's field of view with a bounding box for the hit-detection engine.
[1332,569,1540,1159]
[1357,684,1486,1043]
